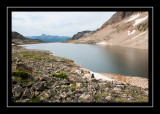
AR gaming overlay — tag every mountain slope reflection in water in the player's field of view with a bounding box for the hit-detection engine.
[23,43,148,78]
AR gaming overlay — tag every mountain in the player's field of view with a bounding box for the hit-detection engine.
[70,29,99,41]
[25,34,71,42]
[68,11,148,49]
[12,32,44,45]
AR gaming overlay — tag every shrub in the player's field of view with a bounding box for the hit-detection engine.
[12,71,30,79]
[51,72,68,79]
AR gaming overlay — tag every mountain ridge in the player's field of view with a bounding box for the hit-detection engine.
[25,34,71,42]
[12,32,44,45]
[68,11,148,49]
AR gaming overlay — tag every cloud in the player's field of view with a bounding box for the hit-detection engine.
[12,12,116,37]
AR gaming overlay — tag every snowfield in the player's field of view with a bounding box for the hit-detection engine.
[90,71,115,81]
[97,42,107,45]
[80,68,114,81]
[128,30,136,36]
[125,13,140,23]
[133,16,148,26]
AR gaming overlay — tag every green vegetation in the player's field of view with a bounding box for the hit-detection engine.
[23,53,49,59]
[86,40,96,44]
[28,96,41,103]
[121,23,132,31]
[137,22,148,31]
[68,85,76,89]
[112,24,119,29]
[12,71,30,79]
[93,92,109,100]
[51,72,68,79]
[68,85,82,90]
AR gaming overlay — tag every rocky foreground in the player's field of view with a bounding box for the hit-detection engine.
[11,45,148,103]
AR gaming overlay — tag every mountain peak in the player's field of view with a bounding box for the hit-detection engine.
[41,34,47,36]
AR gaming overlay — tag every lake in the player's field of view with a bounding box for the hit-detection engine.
[22,43,148,78]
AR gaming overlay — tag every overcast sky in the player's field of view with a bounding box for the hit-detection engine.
[12,12,116,37]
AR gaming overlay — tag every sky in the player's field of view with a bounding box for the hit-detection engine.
[12,12,116,37]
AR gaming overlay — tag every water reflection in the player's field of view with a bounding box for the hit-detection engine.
[100,46,148,77]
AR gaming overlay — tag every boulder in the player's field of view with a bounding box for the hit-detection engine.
[83,74,92,80]
[61,79,70,85]
[21,88,33,99]
[116,85,124,89]
[78,92,94,102]
[26,82,34,88]
[43,90,52,98]
[105,88,109,92]
[12,85,23,100]
[98,83,107,88]
[38,76,51,81]
[113,87,122,93]
[33,82,46,91]
[68,76,76,83]
[74,70,82,75]
[105,96,112,101]
[76,82,83,88]
[91,74,94,78]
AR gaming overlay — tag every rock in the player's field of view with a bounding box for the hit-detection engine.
[100,12,134,29]
[59,92,67,99]
[12,85,23,100]
[16,99,30,103]
[33,82,46,91]
[34,91,40,97]
[128,96,134,101]
[91,74,94,78]
[76,82,83,88]
[83,74,92,80]
[113,87,122,93]
[116,85,124,89]
[21,88,33,99]
[38,76,51,81]
[80,87,88,93]
[26,82,33,88]
[74,70,81,75]
[61,79,70,85]
[78,92,94,102]
[66,97,73,102]
[98,83,107,88]
[50,89,57,96]
[43,90,52,98]
[39,97,46,102]
[105,88,109,92]
[68,76,76,83]
[122,94,127,98]
[105,96,112,101]
[144,90,148,95]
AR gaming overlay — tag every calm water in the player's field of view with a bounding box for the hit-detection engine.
[23,43,148,78]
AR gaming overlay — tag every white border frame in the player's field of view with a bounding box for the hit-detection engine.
[7,6,154,108]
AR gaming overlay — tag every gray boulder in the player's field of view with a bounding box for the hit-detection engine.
[12,85,23,100]
[38,76,51,81]
[83,74,92,80]
[33,82,46,91]
[78,92,94,102]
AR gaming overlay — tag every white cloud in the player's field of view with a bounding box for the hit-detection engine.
[12,12,115,37]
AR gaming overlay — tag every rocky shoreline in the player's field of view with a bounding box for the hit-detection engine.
[11,45,148,103]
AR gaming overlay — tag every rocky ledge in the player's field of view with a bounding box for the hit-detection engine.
[11,45,148,103]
